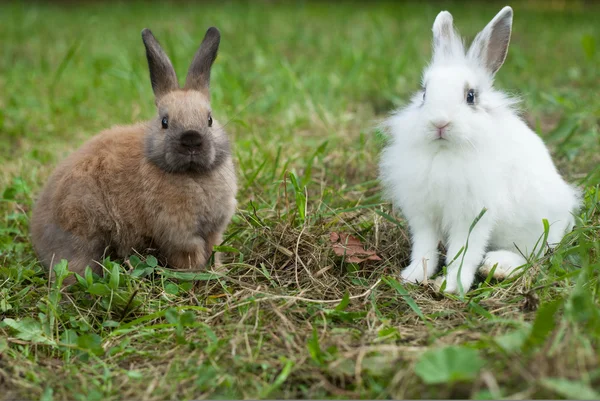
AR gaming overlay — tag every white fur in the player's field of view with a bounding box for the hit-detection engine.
[378,6,580,293]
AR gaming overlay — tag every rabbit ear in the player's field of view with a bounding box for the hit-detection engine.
[432,11,463,61]
[467,6,513,75]
[184,27,220,95]
[141,29,179,99]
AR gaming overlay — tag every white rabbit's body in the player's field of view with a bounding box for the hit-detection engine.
[379,7,580,292]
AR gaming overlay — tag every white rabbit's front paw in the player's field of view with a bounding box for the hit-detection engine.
[480,250,527,280]
[400,263,426,283]
[433,269,476,294]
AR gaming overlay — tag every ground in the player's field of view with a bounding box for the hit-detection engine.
[1,1,599,400]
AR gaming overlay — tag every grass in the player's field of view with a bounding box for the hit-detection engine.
[1,0,599,399]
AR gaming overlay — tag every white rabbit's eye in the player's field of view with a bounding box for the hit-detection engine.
[161,117,169,129]
[422,89,426,101]
[466,89,476,105]
[208,115,213,127]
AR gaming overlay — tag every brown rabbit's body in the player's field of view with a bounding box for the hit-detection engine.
[31,123,236,276]
[30,27,237,280]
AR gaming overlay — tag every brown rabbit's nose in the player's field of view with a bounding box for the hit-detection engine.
[180,130,203,149]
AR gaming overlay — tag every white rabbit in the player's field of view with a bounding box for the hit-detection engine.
[378,6,580,293]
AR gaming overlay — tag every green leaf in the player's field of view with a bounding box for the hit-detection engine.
[2,177,29,200]
[494,326,530,353]
[378,326,401,339]
[334,291,350,312]
[165,308,179,324]
[87,283,112,296]
[77,333,104,356]
[164,282,179,295]
[126,370,144,380]
[3,317,55,345]
[213,245,240,253]
[2,185,16,200]
[128,255,142,269]
[40,387,54,401]
[523,298,562,350]
[260,358,294,398]
[84,266,94,286]
[60,329,79,346]
[0,300,11,313]
[287,171,306,223]
[130,267,154,278]
[75,273,88,288]
[179,311,195,327]
[52,259,70,286]
[307,327,324,365]
[565,261,600,330]
[145,255,158,268]
[49,260,69,313]
[414,346,485,384]
[532,219,551,259]
[541,378,600,400]
[109,262,120,290]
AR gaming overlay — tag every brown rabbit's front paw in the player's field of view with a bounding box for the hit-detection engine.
[166,247,209,270]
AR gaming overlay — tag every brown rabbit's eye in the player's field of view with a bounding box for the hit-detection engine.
[161,117,169,129]
[466,89,476,105]
[208,115,213,127]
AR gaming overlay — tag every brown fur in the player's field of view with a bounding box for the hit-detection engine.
[30,28,237,282]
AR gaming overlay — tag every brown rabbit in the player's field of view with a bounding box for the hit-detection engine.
[30,27,237,282]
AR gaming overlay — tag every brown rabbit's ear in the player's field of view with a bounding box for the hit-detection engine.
[184,27,220,96]
[141,29,179,100]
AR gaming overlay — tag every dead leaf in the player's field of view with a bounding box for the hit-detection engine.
[329,232,382,264]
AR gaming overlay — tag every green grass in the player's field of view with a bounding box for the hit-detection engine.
[1,0,600,399]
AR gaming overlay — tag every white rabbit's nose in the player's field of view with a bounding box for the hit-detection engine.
[432,120,451,129]
[431,120,451,139]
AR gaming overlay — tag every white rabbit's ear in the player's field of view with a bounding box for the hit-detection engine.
[467,6,513,75]
[184,27,220,96]
[141,29,179,100]
[432,11,463,61]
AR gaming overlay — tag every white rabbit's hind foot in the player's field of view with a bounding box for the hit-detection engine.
[480,250,527,280]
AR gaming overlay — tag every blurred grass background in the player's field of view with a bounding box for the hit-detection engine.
[0,1,599,400]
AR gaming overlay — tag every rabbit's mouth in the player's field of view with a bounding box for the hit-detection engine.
[175,149,216,172]
[180,148,208,158]
[431,130,449,142]
[145,133,230,175]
